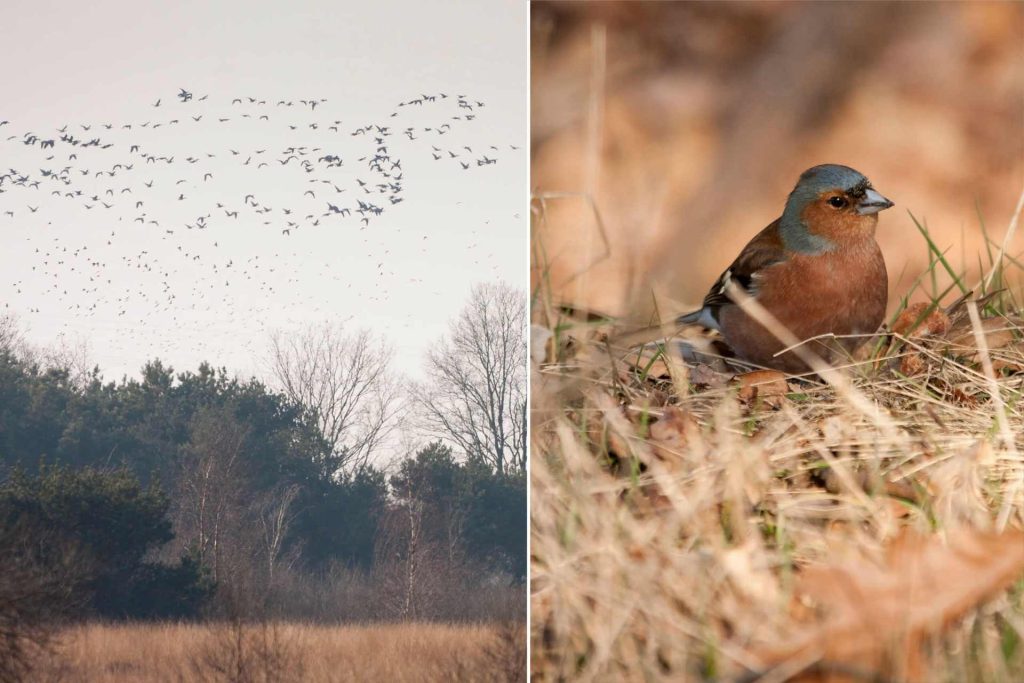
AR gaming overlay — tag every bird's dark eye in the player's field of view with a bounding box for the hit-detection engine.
[828,196,847,209]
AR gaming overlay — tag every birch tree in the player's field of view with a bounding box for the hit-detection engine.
[177,407,250,584]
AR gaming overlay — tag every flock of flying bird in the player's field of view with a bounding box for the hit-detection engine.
[0,88,518,374]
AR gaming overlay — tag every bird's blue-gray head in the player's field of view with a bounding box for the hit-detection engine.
[780,164,893,252]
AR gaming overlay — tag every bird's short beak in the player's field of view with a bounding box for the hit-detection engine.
[857,188,894,215]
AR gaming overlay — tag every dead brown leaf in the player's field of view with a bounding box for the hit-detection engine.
[753,528,1024,682]
[735,369,790,409]
[647,406,697,461]
[930,378,982,408]
[948,385,981,408]
[899,352,927,376]
[881,496,914,520]
[642,357,671,380]
[893,302,952,337]
[945,316,1020,361]
[888,300,1023,376]
[689,363,731,389]
[991,341,1024,374]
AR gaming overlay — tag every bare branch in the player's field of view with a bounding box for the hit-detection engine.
[414,282,527,474]
[267,322,403,473]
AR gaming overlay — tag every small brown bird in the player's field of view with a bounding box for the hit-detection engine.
[678,164,893,373]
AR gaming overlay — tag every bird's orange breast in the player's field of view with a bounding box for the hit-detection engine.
[718,238,887,372]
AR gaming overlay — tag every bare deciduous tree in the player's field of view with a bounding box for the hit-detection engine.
[38,334,96,389]
[0,316,95,390]
[268,323,401,473]
[415,282,527,475]
[0,313,21,355]
[0,313,35,364]
[177,407,251,584]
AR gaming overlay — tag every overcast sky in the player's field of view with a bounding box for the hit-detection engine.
[0,0,526,381]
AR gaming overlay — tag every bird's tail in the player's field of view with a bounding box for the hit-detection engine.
[604,308,714,349]
[677,306,719,331]
[676,309,703,325]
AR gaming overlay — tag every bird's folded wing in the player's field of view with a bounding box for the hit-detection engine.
[699,218,787,316]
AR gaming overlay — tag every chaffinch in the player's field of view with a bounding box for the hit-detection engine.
[678,164,894,374]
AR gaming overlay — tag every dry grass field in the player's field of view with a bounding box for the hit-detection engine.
[26,621,525,682]
[530,199,1024,681]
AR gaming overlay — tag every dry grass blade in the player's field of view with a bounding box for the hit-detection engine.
[966,302,1024,531]
[979,182,1024,293]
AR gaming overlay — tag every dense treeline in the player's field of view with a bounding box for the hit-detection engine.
[0,288,526,626]
[0,463,210,621]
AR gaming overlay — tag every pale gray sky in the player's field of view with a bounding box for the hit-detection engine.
[1,0,526,380]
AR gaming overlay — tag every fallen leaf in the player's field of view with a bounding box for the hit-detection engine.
[893,302,951,337]
[689,363,730,389]
[899,352,926,376]
[645,358,671,379]
[735,369,790,408]
[647,406,696,460]
[721,539,780,604]
[620,345,674,382]
[752,528,1024,682]
[930,378,981,408]
[948,385,980,408]
[991,341,1024,374]
[945,316,1019,361]
[920,440,994,527]
[881,496,914,519]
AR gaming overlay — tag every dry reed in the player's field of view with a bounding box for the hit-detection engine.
[28,621,524,683]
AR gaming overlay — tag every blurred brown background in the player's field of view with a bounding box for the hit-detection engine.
[531,1,1024,323]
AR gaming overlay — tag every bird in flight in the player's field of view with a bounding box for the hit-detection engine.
[0,86,516,373]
